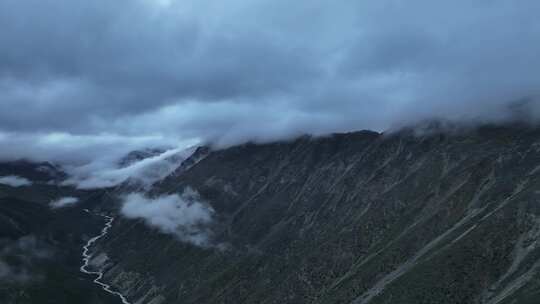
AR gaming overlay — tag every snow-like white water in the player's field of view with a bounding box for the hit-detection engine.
[80,212,131,304]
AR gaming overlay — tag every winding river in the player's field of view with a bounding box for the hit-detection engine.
[80,209,131,304]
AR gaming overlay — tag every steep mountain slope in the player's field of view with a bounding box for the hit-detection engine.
[70,125,540,303]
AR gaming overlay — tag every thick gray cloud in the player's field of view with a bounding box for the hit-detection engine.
[1,0,539,162]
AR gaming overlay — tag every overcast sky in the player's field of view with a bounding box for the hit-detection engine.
[1,0,540,164]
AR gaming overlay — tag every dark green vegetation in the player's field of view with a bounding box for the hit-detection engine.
[92,124,540,304]
[0,162,122,304]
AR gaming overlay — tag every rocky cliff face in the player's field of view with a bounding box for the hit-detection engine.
[96,125,540,304]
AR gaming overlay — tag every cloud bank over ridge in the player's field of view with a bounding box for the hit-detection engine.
[0,0,539,162]
[63,147,195,189]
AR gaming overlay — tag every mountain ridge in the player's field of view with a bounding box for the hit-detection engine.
[87,124,540,304]
[2,124,540,303]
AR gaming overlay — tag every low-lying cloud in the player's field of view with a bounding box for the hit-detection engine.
[0,175,32,187]
[0,235,53,283]
[121,189,214,247]
[49,196,79,209]
[63,146,196,189]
